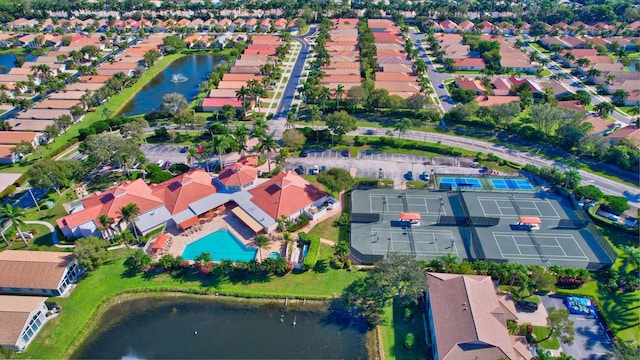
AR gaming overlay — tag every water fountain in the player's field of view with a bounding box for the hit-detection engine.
[170,73,188,83]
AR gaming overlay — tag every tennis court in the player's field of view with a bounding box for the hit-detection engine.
[491,178,534,190]
[492,232,589,262]
[439,177,482,189]
[476,196,561,219]
[368,228,460,258]
[369,193,446,217]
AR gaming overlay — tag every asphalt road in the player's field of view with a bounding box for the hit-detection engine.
[408,29,456,112]
[350,127,640,206]
[273,26,316,120]
[540,295,612,360]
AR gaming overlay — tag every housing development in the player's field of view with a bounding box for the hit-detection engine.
[0,0,638,359]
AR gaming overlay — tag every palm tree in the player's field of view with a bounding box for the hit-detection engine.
[187,147,199,168]
[611,89,629,107]
[275,147,290,168]
[252,117,269,138]
[586,67,601,82]
[255,234,270,262]
[97,214,115,239]
[318,86,331,113]
[212,134,233,170]
[439,253,459,273]
[118,203,141,242]
[233,124,249,157]
[393,118,413,144]
[235,86,249,118]
[594,101,615,117]
[258,134,278,173]
[284,111,296,131]
[563,169,581,189]
[620,246,640,275]
[334,84,345,111]
[0,204,28,247]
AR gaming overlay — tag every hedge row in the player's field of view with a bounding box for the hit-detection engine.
[299,232,321,270]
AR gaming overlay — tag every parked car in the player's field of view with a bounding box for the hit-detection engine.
[516,300,539,312]
[156,160,165,167]
[439,83,445,88]
[300,150,309,157]
[405,171,414,181]
[311,165,320,175]
[180,146,188,153]
[162,161,171,170]
[295,165,304,174]
[341,150,350,157]
[421,171,430,181]
[321,165,327,172]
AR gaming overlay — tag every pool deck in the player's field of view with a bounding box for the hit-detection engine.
[166,211,283,262]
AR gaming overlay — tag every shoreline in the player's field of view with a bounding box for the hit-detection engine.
[62,290,370,359]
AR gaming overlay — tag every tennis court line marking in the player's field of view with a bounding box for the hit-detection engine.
[492,232,589,260]
[371,228,458,255]
[477,197,561,219]
[368,194,446,215]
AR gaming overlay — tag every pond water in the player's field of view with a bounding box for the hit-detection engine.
[626,59,639,72]
[0,53,37,73]
[118,54,221,116]
[72,297,368,359]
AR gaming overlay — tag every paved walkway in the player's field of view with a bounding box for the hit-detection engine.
[24,220,75,249]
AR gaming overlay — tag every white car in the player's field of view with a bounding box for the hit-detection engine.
[312,165,319,175]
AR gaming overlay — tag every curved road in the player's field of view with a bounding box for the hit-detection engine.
[352,127,639,206]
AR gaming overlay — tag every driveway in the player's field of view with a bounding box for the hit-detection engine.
[541,295,613,360]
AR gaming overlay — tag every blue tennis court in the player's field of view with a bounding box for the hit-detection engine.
[491,179,534,190]
[440,177,482,189]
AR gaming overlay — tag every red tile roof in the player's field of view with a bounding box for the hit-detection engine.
[202,97,244,109]
[217,163,258,188]
[57,178,164,229]
[150,169,217,214]
[248,171,327,219]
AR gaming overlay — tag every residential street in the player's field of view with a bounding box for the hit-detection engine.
[352,127,640,206]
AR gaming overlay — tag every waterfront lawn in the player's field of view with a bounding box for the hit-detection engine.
[36,54,183,159]
[21,247,364,359]
[380,298,429,360]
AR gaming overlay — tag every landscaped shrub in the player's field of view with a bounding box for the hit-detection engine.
[299,232,320,270]
[0,185,16,200]
[288,214,309,232]
[404,332,415,349]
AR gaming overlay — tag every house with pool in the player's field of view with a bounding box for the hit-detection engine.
[56,167,334,239]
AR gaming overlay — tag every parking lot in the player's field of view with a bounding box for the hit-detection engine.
[287,150,481,181]
[541,295,612,360]
[140,144,190,165]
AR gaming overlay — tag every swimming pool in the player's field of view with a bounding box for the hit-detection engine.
[439,177,482,189]
[182,229,257,262]
[268,251,281,259]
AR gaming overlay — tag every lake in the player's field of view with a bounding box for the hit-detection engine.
[118,54,221,116]
[0,53,37,73]
[72,297,369,359]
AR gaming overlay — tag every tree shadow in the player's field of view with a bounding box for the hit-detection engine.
[313,259,329,273]
[322,298,370,333]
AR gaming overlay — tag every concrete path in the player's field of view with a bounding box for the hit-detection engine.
[24,220,74,248]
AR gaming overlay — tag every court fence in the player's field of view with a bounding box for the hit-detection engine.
[570,197,618,267]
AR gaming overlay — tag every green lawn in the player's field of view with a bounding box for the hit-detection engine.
[533,326,560,349]
[308,214,340,241]
[529,43,551,55]
[559,273,640,344]
[380,299,429,359]
[20,246,364,359]
[0,224,68,252]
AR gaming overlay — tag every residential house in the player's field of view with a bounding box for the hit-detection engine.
[274,18,288,31]
[0,146,19,164]
[607,126,640,147]
[0,131,44,147]
[453,58,485,71]
[439,20,459,33]
[426,272,531,360]
[0,296,50,352]
[201,97,244,111]
[0,250,82,296]
[455,77,486,94]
